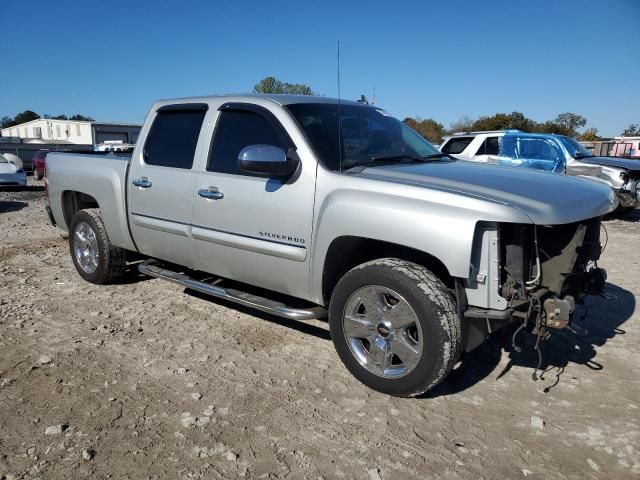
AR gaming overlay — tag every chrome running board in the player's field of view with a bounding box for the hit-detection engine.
[138,261,327,321]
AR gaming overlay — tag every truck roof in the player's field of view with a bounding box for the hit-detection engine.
[155,93,364,108]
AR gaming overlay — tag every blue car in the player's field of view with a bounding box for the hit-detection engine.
[440,130,640,211]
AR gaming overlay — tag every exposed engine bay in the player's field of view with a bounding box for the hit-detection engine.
[500,218,606,328]
[461,218,607,367]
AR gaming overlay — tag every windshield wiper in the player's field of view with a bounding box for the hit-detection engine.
[342,154,424,171]
[422,153,451,161]
[574,153,594,159]
[370,153,424,162]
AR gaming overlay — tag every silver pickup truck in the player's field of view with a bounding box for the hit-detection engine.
[46,95,615,397]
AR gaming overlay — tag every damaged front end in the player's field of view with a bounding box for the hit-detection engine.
[461,218,606,352]
[500,219,606,331]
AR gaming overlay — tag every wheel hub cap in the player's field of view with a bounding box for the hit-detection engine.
[376,322,392,337]
[73,221,99,274]
[342,286,423,379]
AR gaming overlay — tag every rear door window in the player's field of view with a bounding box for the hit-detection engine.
[475,137,500,156]
[144,109,206,169]
[441,137,474,154]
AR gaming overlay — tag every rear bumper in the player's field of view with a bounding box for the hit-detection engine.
[0,176,27,186]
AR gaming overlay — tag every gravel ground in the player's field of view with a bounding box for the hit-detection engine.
[1,178,639,479]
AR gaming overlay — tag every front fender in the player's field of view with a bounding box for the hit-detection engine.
[309,172,532,304]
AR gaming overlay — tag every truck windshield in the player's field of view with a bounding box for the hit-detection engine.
[558,136,594,159]
[286,103,444,171]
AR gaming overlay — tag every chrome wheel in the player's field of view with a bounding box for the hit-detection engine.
[342,285,423,378]
[73,221,99,274]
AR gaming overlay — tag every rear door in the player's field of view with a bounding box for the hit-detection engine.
[191,102,317,300]
[472,136,501,163]
[506,136,565,172]
[440,136,476,160]
[127,103,208,268]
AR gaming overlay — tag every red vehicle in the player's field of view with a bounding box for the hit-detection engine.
[32,150,49,180]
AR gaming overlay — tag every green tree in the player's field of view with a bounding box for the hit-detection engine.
[535,120,573,136]
[449,115,475,133]
[70,114,95,121]
[0,116,13,129]
[403,117,446,143]
[11,110,40,126]
[253,76,315,95]
[579,128,600,141]
[551,112,587,137]
[622,123,639,136]
[471,112,537,132]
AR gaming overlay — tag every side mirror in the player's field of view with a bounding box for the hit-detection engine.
[238,145,298,178]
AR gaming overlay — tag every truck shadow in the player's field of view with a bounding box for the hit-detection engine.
[184,289,332,341]
[425,282,635,398]
[604,208,640,223]
[0,200,28,214]
[0,185,45,193]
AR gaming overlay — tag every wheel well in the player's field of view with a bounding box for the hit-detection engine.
[322,236,453,304]
[61,191,99,228]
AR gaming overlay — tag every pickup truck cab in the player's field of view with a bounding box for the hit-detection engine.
[46,95,615,396]
[440,130,640,211]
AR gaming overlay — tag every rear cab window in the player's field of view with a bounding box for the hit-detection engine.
[441,136,474,154]
[144,105,207,169]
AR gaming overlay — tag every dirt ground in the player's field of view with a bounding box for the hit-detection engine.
[1,178,638,480]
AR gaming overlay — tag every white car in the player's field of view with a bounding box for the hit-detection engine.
[0,153,27,186]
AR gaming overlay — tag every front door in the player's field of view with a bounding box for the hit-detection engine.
[191,102,316,300]
[497,135,565,172]
[127,104,208,268]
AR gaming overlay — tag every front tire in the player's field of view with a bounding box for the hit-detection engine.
[329,258,461,397]
[69,208,126,284]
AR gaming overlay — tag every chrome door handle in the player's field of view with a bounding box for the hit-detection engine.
[132,177,152,188]
[198,187,224,200]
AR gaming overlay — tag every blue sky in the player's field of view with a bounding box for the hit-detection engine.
[1,0,638,136]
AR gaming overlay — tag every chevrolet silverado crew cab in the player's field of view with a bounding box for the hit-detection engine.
[440,130,640,212]
[46,95,615,397]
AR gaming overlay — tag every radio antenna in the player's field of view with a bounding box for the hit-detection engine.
[337,40,343,173]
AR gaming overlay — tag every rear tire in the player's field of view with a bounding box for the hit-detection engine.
[69,208,126,284]
[329,258,461,397]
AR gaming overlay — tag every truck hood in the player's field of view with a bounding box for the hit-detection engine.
[579,156,640,172]
[354,161,616,225]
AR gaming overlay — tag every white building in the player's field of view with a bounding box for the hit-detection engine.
[1,119,141,145]
[2,119,92,144]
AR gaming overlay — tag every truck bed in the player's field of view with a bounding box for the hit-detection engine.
[46,152,137,251]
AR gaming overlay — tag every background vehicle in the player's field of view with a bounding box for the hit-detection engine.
[0,153,27,186]
[32,149,49,180]
[440,130,640,211]
[608,136,640,158]
[46,95,614,397]
[94,141,135,153]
